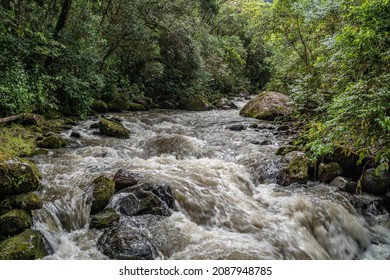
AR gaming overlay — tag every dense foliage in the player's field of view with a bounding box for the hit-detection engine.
[0,0,269,117]
[0,0,388,170]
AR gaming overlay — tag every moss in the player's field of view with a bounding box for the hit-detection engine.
[90,176,115,214]
[0,124,38,157]
[90,208,120,229]
[37,134,67,149]
[91,100,108,113]
[0,229,48,260]
[0,158,40,196]
[0,209,32,237]
[99,118,130,139]
[3,192,43,210]
[128,102,146,111]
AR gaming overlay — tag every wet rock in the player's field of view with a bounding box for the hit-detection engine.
[90,208,120,229]
[227,124,246,131]
[98,221,159,260]
[0,209,32,237]
[91,100,108,113]
[90,122,99,129]
[0,156,40,196]
[362,168,390,195]
[1,192,43,211]
[90,176,115,214]
[277,125,290,131]
[277,151,309,186]
[330,176,357,194]
[117,183,174,217]
[113,169,140,191]
[70,131,81,138]
[181,95,214,111]
[382,193,390,213]
[37,134,67,149]
[318,162,343,183]
[128,102,146,111]
[323,147,362,179]
[132,96,153,110]
[275,145,296,156]
[213,98,238,110]
[0,229,48,260]
[240,91,293,121]
[158,100,176,109]
[99,118,130,139]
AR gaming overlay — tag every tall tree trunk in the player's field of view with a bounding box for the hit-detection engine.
[54,0,73,38]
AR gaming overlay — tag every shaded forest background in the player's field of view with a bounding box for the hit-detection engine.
[0,0,389,171]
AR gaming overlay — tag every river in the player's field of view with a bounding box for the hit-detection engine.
[30,99,390,260]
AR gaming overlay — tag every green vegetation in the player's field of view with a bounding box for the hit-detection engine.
[0,0,388,171]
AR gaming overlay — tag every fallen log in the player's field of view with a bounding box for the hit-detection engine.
[0,113,44,126]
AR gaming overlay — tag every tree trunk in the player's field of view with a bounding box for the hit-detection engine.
[54,0,73,38]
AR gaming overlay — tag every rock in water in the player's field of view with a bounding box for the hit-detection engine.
[318,162,343,183]
[330,176,357,194]
[90,176,115,214]
[116,183,175,217]
[99,118,130,138]
[362,168,390,195]
[0,209,32,237]
[277,151,309,186]
[0,229,48,260]
[240,91,292,120]
[113,169,139,191]
[98,219,159,260]
[90,208,120,229]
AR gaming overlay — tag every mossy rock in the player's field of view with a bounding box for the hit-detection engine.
[0,156,40,196]
[362,168,390,195]
[99,118,130,139]
[0,124,39,157]
[90,208,120,229]
[240,91,293,120]
[2,192,43,211]
[37,134,67,149]
[181,95,214,111]
[0,209,32,237]
[128,102,146,111]
[318,162,343,182]
[0,229,48,260]
[90,176,115,214]
[91,100,108,114]
[277,151,309,186]
[132,96,153,110]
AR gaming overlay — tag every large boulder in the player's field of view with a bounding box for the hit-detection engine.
[99,118,130,139]
[181,95,213,111]
[90,208,120,230]
[362,168,390,195]
[116,183,175,217]
[0,209,32,237]
[277,151,309,186]
[113,169,140,191]
[0,155,40,196]
[240,91,292,120]
[318,162,343,182]
[0,229,48,260]
[90,176,115,214]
